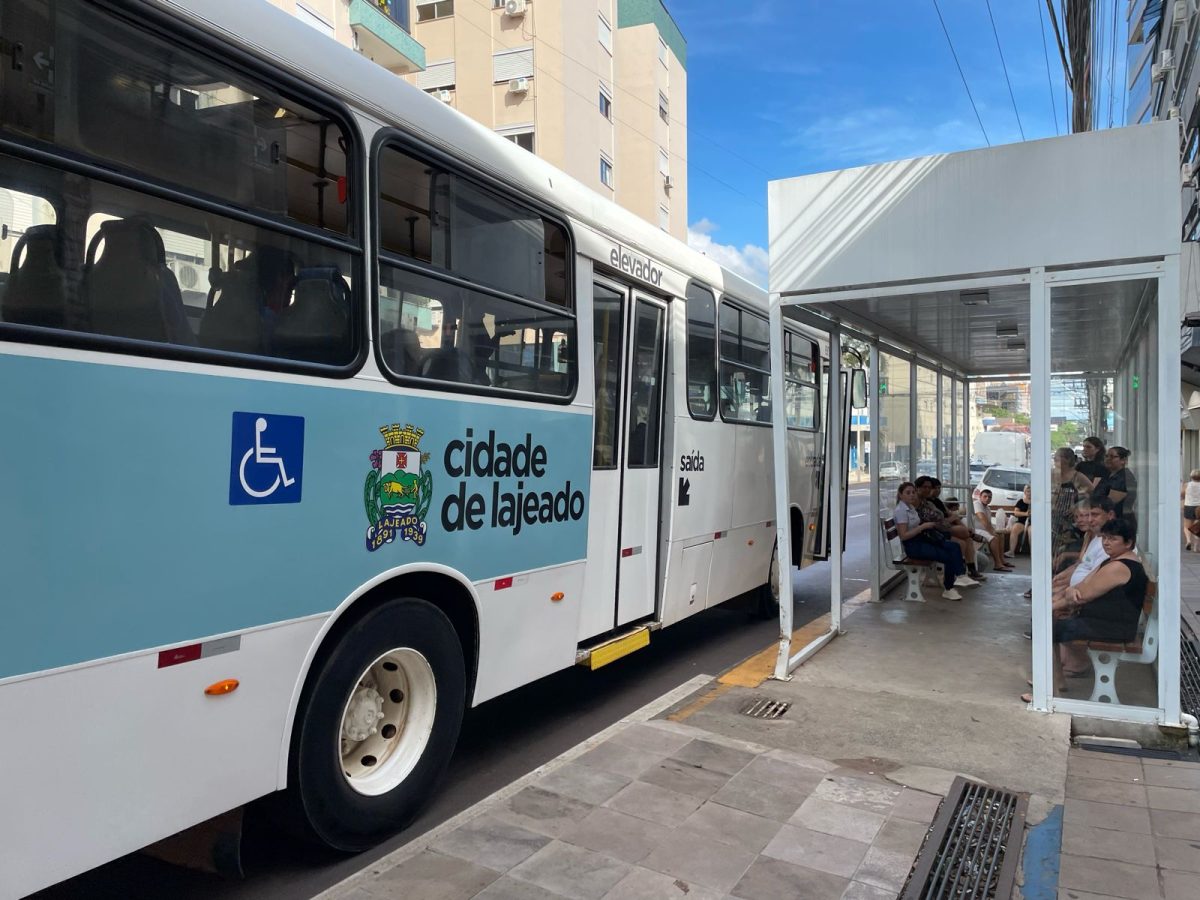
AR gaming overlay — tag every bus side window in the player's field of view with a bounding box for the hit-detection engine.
[375,141,575,399]
[685,282,717,420]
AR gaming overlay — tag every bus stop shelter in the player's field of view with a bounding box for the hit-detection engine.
[767,121,1188,729]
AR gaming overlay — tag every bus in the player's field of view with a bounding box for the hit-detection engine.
[0,1,837,894]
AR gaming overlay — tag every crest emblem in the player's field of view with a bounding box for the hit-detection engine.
[365,423,433,550]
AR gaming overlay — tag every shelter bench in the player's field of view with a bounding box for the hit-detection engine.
[882,517,941,603]
[1071,581,1158,705]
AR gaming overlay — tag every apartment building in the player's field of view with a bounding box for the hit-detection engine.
[409,0,687,239]
[269,1,426,73]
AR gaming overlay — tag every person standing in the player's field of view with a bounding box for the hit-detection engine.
[1076,436,1107,490]
[1099,446,1136,528]
[1183,469,1200,552]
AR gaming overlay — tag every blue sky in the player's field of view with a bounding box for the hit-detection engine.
[673,0,1128,284]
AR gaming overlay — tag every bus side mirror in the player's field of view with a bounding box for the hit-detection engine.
[851,369,867,409]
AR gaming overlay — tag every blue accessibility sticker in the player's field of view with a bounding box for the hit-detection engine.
[229,412,305,505]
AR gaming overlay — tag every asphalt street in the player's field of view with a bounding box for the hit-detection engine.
[35,489,875,900]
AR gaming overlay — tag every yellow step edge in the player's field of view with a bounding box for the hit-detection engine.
[581,626,651,670]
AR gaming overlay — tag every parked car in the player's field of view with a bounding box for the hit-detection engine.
[879,460,908,480]
[968,461,988,483]
[972,465,1031,506]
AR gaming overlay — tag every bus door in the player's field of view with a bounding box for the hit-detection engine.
[813,370,852,559]
[585,280,668,636]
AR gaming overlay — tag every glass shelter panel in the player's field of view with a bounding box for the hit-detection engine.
[1048,278,1159,711]
[940,374,954,483]
[878,351,910,500]
[915,365,937,481]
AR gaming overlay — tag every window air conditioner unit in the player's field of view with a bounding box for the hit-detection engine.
[1153,62,1165,83]
[663,174,673,190]
[508,77,529,94]
[1171,105,1183,119]
[1162,49,1176,71]
[1175,0,1192,26]
[504,0,527,16]
[434,89,452,102]
[169,260,205,292]
[1181,160,1197,186]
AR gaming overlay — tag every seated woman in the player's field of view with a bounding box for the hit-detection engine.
[971,489,1014,572]
[1009,484,1032,554]
[1021,518,1146,702]
[894,481,978,600]
[917,477,985,581]
[1053,500,1091,574]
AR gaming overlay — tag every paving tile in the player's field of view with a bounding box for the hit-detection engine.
[1068,756,1147,784]
[1146,786,1200,813]
[851,846,915,894]
[677,800,782,854]
[1149,808,1200,839]
[670,739,757,777]
[842,881,901,900]
[576,741,667,779]
[429,813,552,873]
[600,867,723,900]
[741,754,832,792]
[763,747,842,773]
[537,764,632,806]
[638,757,732,800]
[1140,756,1200,768]
[760,823,870,878]
[603,780,703,827]
[1065,776,1148,807]
[473,876,570,900]
[366,849,501,900]
[640,829,757,893]
[1063,798,1153,834]
[869,817,928,858]
[563,807,669,864]
[1155,835,1200,873]
[1162,868,1195,900]
[508,841,632,900]
[788,796,886,843]
[890,787,944,824]
[1141,765,1200,790]
[1057,854,1163,900]
[1060,822,1157,867]
[493,786,595,839]
[607,723,694,757]
[812,775,902,815]
[731,855,849,900]
[1056,891,1128,900]
[710,770,814,822]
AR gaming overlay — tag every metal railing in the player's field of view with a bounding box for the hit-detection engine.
[367,0,410,31]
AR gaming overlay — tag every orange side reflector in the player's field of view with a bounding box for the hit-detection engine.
[205,679,240,696]
[551,592,565,602]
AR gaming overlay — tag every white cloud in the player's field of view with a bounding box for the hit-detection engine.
[781,106,986,168]
[688,219,768,287]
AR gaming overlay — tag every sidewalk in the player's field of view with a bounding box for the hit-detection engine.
[317,568,1199,900]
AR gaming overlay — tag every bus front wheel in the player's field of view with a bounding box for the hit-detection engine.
[756,542,781,619]
[289,597,466,851]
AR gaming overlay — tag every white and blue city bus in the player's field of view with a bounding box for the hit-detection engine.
[0,1,835,894]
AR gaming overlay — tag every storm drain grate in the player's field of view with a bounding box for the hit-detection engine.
[1181,611,1200,722]
[901,776,1028,900]
[739,698,790,719]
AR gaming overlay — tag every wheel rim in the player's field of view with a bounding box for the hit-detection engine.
[769,547,780,603]
[338,647,437,797]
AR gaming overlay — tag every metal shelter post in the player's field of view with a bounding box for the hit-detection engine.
[869,342,881,604]
[830,328,844,633]
[769,294,795,681]
[1158,257,1182,724]
[1029,267,1052,711]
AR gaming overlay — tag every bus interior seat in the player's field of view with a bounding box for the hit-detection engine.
[2,224,68,329]
[420,347,475,384]
[198,247,296,355]
[380,327,424,375]
[273,266,352,365]
[84,218,195,345]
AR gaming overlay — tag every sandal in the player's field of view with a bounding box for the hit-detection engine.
[1063,666,1093,678]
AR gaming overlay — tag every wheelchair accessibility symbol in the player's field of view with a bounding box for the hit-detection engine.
[229,412,304,505]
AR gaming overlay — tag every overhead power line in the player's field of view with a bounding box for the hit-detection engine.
[1035,0,1061,134]
[984,0,1025,139]
[931,0,991,145]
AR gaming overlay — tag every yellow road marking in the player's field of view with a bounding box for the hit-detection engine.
[666,682,734,721]
[716,612,834,689]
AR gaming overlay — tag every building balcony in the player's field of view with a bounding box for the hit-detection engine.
[349,0,425,74]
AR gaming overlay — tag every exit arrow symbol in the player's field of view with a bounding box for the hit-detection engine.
[678,477,690,507]
[33,51,50,70]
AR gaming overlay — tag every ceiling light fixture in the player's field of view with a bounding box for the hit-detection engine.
[1006,338,1026,350]
[996,323,1020,337]
[960,290,990,306]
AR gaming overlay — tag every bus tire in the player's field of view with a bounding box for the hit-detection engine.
[289,597,466,851]
[756,542,781,619]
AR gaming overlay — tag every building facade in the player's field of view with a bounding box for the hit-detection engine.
[407,0,687,239]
